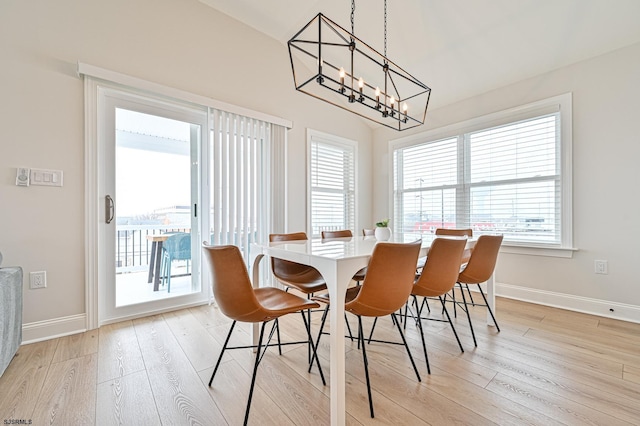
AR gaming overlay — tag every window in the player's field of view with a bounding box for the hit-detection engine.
[392,94,572,251]
[308,130,357,237]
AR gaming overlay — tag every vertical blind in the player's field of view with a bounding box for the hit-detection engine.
[209,110,271,261]
[394,113,561,244]
[309,136,356,237]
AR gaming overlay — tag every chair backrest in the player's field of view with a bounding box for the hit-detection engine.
[269,232,313,278]
[163,233,191,260]
[458,235,503,284]
[362,228,375,236]
[201,244,264,323]
[435,228,473,237]
[414,238,466,296]
[269,232,308,243]
[346,240,421,317]
[322,229,353,239]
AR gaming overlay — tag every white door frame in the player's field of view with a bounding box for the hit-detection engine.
[84,79,210,328]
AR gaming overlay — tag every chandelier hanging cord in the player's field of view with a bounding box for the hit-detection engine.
[351,0,355,35]
[348,0,356,102]
[384,0,387,58]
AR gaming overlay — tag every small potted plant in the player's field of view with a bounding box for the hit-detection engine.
[374,218,391,241]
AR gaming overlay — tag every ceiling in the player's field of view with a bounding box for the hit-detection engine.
[199,0,640,111]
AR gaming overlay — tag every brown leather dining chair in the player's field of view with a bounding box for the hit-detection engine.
[315,240,422,418]
[202,244,325,426]
[269,232,327,361]
[435,227,473,264]
[455,234,503,347]
[417,227,473,270]
[321,229,354,238]
[319,229,365,341]
[435,227,474,237]
[269,232,327,295]
[433,228,475,309]
[409,237,467,374]
[321,229,366,283]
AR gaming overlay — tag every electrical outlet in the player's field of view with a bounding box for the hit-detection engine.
[30,271,47,289]
[594,260,608,275]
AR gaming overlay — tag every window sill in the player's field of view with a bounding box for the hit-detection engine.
[499,243,577,258]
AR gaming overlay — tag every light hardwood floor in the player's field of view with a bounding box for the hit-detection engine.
[2,293,640,425]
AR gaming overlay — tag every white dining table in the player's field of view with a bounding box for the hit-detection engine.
[250,233,492,426]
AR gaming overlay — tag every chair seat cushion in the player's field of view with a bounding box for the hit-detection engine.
[254,287,320,320]
[312,286,361,305]
[277,267,327,294]
[352,267,367,282]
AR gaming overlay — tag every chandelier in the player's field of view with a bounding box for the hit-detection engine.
[287,0,431,131]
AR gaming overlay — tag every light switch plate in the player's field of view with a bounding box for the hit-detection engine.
[30,168,63,187]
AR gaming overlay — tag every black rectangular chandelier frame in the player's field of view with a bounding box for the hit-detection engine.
[288,13,431,131]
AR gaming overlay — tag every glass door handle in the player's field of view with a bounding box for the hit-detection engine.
[105,195,115,224]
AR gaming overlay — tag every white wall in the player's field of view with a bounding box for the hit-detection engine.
[373,41,640,321]
[0,0,373,330]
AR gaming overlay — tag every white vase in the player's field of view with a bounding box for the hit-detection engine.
[374,227,391,241]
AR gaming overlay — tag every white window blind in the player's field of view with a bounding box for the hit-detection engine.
[394,137,460,233]
[308,131,356,237]
[393,94,571,248]
[467,115,560,242]
[210,110,271,260]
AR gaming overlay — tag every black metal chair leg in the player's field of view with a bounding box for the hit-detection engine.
[458,282,477,347]
[465,283,475,305]
[357,316,375,418]
[345,313,354,341]
[423,296,431,313]
[412,296,431,375]
[392,312,421,381]
[366,317,379,344]
[244,321,267,426]
[403,300,409,330]
[301,311,326,386]
[209,320,237,386]
[452,286,458,318]
[439,296,464,353]
[310,304,330,373]
[306,294,312,364]
[315,305,329,346]
[477,284,500,332]
[275,319,282,355]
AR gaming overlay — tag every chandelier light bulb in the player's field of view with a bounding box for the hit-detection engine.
[403,102,408,113]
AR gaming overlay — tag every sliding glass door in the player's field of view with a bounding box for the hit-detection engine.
[98,88,209,324]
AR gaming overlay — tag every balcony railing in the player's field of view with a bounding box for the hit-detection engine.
[116,225,190,274]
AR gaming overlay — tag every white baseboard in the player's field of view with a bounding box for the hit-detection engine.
[20,301,210,345]
[22,314,87,344]
[20,287,638,344]
[496,282,640,324]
